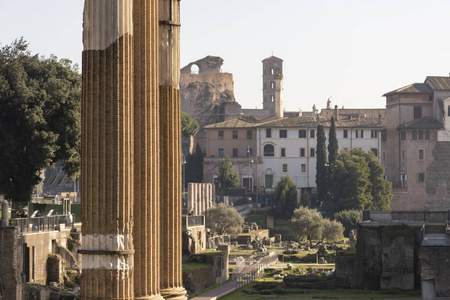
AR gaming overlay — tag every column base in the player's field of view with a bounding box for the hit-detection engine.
[160,287,187,300]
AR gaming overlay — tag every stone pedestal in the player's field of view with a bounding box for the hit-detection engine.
[80,1,135,299]
[159,0,186,299]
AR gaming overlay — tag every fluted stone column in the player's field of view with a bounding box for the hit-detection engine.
[159,0,186,299]
[133,1,164,299]
[80,1,134,299]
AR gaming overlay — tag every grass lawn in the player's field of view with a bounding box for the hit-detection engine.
[182,262,210,272]
[221,283,421,300]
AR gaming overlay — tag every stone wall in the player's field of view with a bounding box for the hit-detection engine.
[335,253,357,288]
[0,226,23,300]
[355,223,422,290]
[420,247,450,298]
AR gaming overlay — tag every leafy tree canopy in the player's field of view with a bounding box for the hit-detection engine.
[274,175,298,218]
[181,111,199,137]
[217,156,240,190]
[329,149,391,212]
[334,209,362,237]
[205,203,244,238]
[290,206,344,245]
[0,39,81,202]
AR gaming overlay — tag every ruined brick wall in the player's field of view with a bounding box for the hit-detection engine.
[420,247,450,298]
[356,224,422,290]
[0,227,23,300]
[426,141,450,210]
[180,73,235,127]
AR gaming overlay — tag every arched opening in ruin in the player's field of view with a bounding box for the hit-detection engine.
[190,64,199,74]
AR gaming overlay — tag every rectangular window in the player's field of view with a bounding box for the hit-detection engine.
[414,106,422,119]
[270,81,275,89]
[232,148,238,157]
[371,130,378,138]
[361,130,364,138]
[281,148,286,157]
[280,130,287,138]
[343,130,348,138]
[400,131,406,140]
[218,130,224,139]
[356,130,359,138]
[265,174,273,188]
[301,164,306,173]
[232,130,238,139]
[310,129,315,138]
[247,130,253,139]
[381,132,387,142]
[371,148,378,157]
[448,105,450,117]
[218,148,224,157]
[266,128,272,138]
[282,164,288,172]
[300,148,305,157]
[419,149,424,160]
[419,173,425,183]
[298,130,307,138]
[310,148,315,157]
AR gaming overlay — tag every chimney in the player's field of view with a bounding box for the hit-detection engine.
[334,105,339,121]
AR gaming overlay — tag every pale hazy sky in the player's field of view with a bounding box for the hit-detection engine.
[1,0,449,112]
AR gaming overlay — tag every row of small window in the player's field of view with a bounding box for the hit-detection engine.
[218,130,252,140]
[265,129,378,139]
[400,130,431,141]
[218,148,253,158]
[281,163,308,173]
[264,144,315,157]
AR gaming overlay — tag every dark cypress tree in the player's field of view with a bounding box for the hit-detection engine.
[328,117,339,166]
[316,124,328,205]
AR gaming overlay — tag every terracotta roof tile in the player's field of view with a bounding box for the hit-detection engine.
[383,83,433,96]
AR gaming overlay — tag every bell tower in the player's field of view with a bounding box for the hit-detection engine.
[262,56,284,118]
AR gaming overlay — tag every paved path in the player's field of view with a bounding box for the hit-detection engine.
[190,279,237,300]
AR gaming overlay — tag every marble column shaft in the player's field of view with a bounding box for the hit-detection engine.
[81,1,134,299]
[159,0,186,299]
[133,0,164,299]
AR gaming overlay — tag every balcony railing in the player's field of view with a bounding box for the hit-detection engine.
[182,215,204,229]
[9,214,72,235]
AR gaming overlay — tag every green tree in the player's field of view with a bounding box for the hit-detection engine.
[0,39,81,203]
[328,116,338,166]
[329,149,391,212]
[274,175,298,218]
[290,206,324,246]
[185,143,204,185]
[181,111,199,137]
[316,124,328,204]
[321,218,344,242]
[363,151,392,210]
[300,192,309,207]
[205,203,244,238]
[217,157,240,190]
[334,209,362,237]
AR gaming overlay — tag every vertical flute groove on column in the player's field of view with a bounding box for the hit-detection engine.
[81,1,134,299]
[159,0,186,299]
[133,0,164,299]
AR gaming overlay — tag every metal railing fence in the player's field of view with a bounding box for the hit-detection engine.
[235,252,279,289]
[9,214,72,235]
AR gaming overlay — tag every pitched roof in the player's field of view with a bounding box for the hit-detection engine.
[256,115,385,129]
[425,76,450,91]
[397,117,443,130]
[203,117,257,129]
[383,83,433,96]
[320,108,385,119]
[262,55,283,62]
